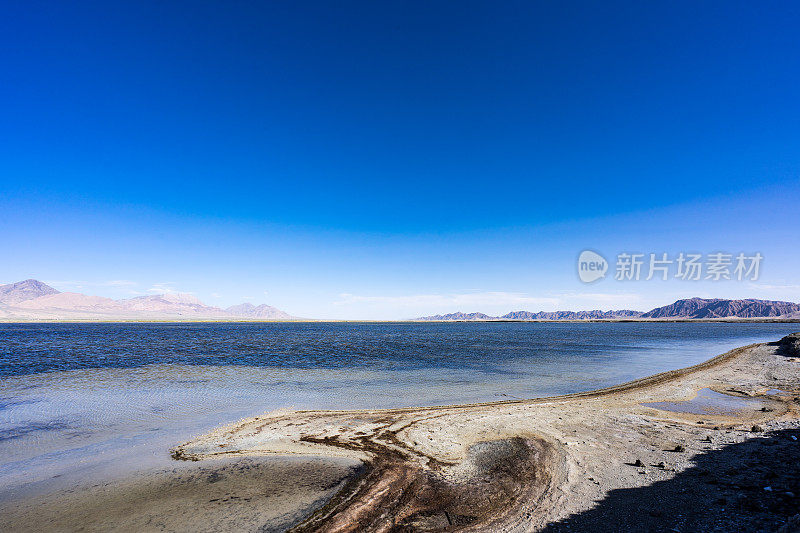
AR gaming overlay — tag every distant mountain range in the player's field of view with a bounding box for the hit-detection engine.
[0,279,296,321]
[416,298,800,321]
[639,297,800,319]
[3,280,798,322]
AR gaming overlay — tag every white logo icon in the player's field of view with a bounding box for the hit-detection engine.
[578,250,608,283]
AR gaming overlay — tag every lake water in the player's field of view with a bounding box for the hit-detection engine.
[0,321,796,501]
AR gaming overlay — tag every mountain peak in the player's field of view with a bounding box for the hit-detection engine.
[641,297,800,319]
[226,303,294,319]
[158,293,204,306]
[0,279,296,320]
[0,279,60,305]
[416,298,800,321]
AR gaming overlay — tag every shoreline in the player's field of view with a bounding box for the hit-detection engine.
[172,335,800,531]
[3,335,799,531]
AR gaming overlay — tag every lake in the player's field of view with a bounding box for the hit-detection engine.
[0,321,796,501]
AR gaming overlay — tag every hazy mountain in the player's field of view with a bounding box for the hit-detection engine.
[415,312,497,321]
[417,298,800,321]
[640,298,800,319]
[16,292,123,311]
[502,310,643,320]
[121,293,229,317]
[0,279,60,305]
[417,310,642,321]
[0,279,295,321]
[225,303,294,320]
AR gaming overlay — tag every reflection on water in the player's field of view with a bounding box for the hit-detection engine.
[0,322,796,501]
[642,387,765,416]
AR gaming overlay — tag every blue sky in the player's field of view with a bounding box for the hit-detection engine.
[1,1,799,319]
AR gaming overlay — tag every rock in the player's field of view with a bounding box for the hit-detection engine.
[633,459,644,467]
[704,435,713,443]
[657,461,667,469]
[778,332,800,356]
[674,445,686,452]
[752,425,764,433]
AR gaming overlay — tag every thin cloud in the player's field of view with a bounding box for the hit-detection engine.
[146,282,193,295]
[555,291,645,308]
[749,282,800,291]
[46,279,137,288]
[104,280,137,287]
[334,292,560,308]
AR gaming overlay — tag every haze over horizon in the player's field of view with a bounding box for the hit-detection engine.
[2,2,799,319]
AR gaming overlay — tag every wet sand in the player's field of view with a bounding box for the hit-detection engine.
[2,455,361,532]
[4,334,800,531]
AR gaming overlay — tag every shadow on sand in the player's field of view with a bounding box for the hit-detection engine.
[543,426,800,532]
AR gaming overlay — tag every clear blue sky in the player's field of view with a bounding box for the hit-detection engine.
[1,1,799,318]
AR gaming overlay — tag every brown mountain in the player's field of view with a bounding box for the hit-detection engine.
[640,298,800,319]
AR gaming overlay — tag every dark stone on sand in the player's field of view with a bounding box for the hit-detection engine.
[674,445,686,452]
[778,333,800,357]
[633,459,644,467]
[752,425,764,433]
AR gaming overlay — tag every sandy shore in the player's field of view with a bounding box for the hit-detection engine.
[4,334,800,532]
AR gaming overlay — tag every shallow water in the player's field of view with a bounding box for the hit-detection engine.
[0,322,796,500]
[642,387,765,416]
